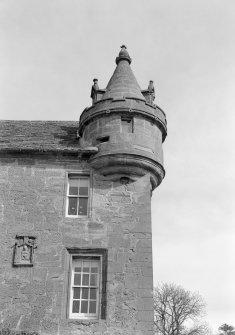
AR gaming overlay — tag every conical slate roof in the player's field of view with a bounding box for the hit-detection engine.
[102,46,145,101]
[78,45,167,142]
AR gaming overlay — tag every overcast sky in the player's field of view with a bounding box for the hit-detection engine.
[0,0,234,332]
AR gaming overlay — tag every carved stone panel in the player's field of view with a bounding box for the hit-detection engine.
[13,235,36,266]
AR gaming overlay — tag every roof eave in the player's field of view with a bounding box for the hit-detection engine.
[0,146,98,156]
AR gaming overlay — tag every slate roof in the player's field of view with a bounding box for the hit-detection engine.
[101,46,145,101]
[0,120,97,154]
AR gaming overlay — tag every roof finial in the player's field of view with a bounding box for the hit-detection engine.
[116,45,132,65]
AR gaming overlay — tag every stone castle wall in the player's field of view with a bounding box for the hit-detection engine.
[82,114,163,164]
[0,153,154,335]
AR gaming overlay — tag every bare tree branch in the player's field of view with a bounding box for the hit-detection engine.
[154,283,207,335]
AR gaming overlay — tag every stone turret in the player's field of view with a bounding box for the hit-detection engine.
[78,46,167,189]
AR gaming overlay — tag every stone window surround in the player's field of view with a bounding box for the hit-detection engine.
[66,171,91,218]
[66,248,108,321]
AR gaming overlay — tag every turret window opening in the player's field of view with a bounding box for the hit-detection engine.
[121,115,133,133]
[66,174,90,217]
[96,135,109,144]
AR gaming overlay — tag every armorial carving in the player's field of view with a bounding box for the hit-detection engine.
[13,235,37,266]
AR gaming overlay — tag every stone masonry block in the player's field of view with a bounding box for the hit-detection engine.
[137,311,154,322]
[141,266,153,277]
[133,288,153,298]
[128,252,152,263]
[136,239,152,249]
[136,321,154,331]
[137,298,154,311]
[125,275,153,289]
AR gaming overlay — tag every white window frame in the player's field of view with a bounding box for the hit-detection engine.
[68,254,103,320]
[66,173,90,217]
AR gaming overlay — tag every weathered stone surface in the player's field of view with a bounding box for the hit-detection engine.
[0,155,155,334]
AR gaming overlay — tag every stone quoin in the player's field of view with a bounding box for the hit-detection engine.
[0,46,167,335]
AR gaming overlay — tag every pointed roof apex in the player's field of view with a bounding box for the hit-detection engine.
[116,45,132,64]
[102,46,144,101]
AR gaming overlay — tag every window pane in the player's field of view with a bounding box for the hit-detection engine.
[78,198,88,215]
[68,198,78,215]
[90,274,97,286]
[81,300,88,313]
[82,288,89,299]
[73,257,82,272]
[74,274,81,285]
[73,287,80,299]
[90,288,97,300]
[82,274,89,286]
[69,186,78,195]
[89,301,96,314]
[83,260,90,269]
[83,267,89,273]
[69,179,79,195]
[79,187,88,196]
[79,179,88,196]
[72,300,80,313]
[91,260,99,272]
[79,178,89,187]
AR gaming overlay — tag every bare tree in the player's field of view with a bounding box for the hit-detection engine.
[218,324,235,335]
[154,283,207,335]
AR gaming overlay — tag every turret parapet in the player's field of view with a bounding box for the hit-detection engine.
[90,79,106,105]
[79,46,167,190]
[142,80,156,105]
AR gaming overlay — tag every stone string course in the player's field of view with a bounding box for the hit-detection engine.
[0,154,154,335]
